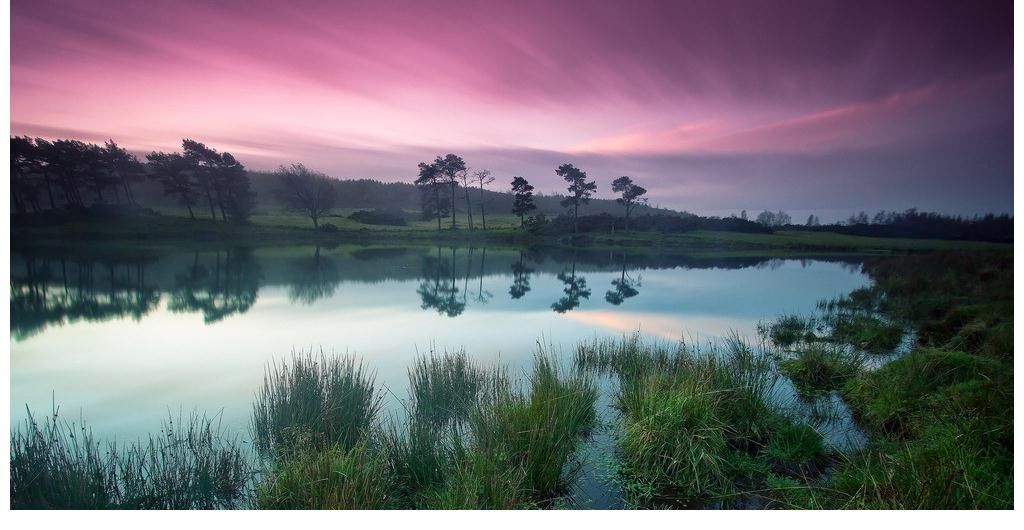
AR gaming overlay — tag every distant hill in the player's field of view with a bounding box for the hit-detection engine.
[132,170,685,218]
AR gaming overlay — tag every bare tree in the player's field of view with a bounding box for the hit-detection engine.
[457,169,474,229]
[473,169,495,230]
[272,164,337,229]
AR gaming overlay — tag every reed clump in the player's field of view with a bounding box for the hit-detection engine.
[581,333,826,507]
[255,441,393,509]
[779,343,864,396]
[251,350,381,458]
[11,410,250,509]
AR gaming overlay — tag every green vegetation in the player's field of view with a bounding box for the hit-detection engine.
[10,411,249,509]
[779,343,864,396]
[251,351,382,457]
[253,350,596,509]
[764,315,816,346]
[575,335,829,508]
[9,248,1013,509]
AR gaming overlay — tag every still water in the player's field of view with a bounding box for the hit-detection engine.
[10,244,870,448]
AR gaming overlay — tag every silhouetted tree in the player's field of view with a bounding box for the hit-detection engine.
[273,164,337,228]
[29,138,59,209]
[473,169,494,230]
[182,139,222,219]
[10,136,40,213]
[740,209,748,221]
[847,211,870,225]
[415,161,447,230]
[147,152,199,219]
[457,167,474,229]
[611,176,647,231]
[755,210,791,227]
[102,140,145,205]
[434,154,467,229]
[48,139,95,207]
[77,142,118,204]
[181,139,254,223]
[510,176,536,228]
[556,163,596,233]
[805,214,821,227]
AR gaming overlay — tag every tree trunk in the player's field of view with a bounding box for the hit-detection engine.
[42,170,56,209]
[464,189,473,229]
[434,187,442,230]
[201,178,216,219]
[574,202,579,233]
[479,185,487,231]
[312,214,319,229]
[450,182,457,229]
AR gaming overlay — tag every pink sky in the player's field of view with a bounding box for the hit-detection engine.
[10,0,1013,218]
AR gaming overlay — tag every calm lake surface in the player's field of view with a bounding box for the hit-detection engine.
[10,244,870,456]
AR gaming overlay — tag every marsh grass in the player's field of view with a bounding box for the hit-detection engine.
[11,409,249,509]
[829,314,904,352]
[251,350,382,458]
[578,333,828,507]
[762,315,817,346]
[408,349,495,426]
[376,350,598,508]
[779,343,864,396]
[255,441,393,509]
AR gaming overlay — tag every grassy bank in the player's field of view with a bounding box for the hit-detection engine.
[11,206,1008,255]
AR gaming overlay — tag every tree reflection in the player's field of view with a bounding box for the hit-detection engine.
[509,251,533,300]
[417,247,465,317]
[551,255,590,313]
[474,247,493,304]
[286,246,341,305]
[168,248,261,323]
[605,255,641,305]
[10,252,160,341]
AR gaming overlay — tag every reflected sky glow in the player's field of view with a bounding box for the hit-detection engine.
[10,247,869,441]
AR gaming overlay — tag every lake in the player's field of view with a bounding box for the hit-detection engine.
[10,243,872,505]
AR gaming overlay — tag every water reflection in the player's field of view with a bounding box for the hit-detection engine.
[286,246,340,305]
[11,242,873,449]
[552,256,591,313]
[10,243,873,338]
[509,251,533,300]
[167,249,261,323]
[604,255,641,306]
[417,247,466,317]
[11,252,161,341]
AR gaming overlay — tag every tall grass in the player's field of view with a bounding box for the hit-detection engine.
[11,409,250,509]
[408,349,493,426]
[255,441,393,509]
[779,343,864,396]
[380,350,597,508]
[251,350,382,457]
[576,333,831,507]
[469,354,597,503]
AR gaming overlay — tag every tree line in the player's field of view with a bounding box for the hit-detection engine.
[10,136,256,223]
[413,154,648,234]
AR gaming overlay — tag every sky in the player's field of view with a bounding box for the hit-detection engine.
[10,0,1013,219]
